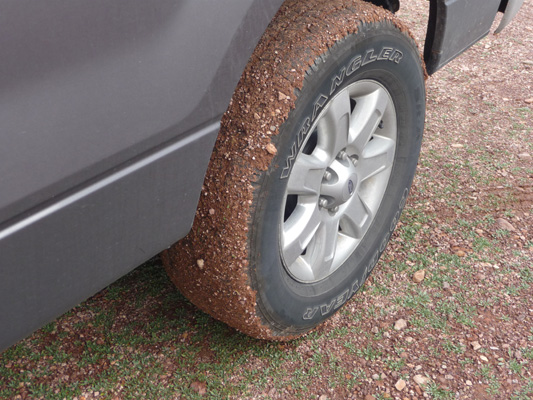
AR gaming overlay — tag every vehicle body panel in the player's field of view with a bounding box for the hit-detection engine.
[0,0,285,352]
[0,0,281,223]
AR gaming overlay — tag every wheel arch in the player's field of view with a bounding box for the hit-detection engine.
[363,0,400,13]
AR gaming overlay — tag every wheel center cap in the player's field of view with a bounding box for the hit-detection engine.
[341,173,357,202]
[348,179,355,195]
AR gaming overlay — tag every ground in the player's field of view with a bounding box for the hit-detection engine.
[0,0,531,399]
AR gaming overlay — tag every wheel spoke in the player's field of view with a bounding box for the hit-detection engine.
[341,193,372,239]
[308,217,340,279]
[286,151,329,196]
[317,89,351,160]
[282,205,322,267]
[348,86,390,154]
[357,135,395,181]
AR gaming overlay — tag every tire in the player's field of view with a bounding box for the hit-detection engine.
[163,0,425,339]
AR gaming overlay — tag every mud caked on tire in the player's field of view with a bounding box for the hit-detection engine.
[163,0,425,339]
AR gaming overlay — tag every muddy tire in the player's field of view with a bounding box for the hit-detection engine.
[163,0,425,339]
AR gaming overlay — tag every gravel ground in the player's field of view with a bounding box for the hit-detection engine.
[0,1,531,399]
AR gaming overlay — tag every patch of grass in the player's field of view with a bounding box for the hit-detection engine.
[385,357,406,371]
[356,344,382,361]
[425,382,455,399]
[442,339,465,355]
[511,379,533,400]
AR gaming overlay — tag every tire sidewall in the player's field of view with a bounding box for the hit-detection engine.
[250,22,425,332]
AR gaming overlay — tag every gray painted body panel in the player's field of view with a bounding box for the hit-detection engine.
[0,0,285,352]
[0,123,218,351]
[0,0,281,224]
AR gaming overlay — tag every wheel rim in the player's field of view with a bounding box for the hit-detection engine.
[280,80,397,283]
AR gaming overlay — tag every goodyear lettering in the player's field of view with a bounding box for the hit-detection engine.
[303,307,319,320]
[320,298,337,315]
[334,289,350,309]
[349,279,361,298]
[301,185,411,320]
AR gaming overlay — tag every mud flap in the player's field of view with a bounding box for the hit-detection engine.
[424,0,500,75]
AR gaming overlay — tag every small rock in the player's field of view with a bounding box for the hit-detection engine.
[480,355,489,362]
[413,375,430,386]
[471,341,481,351]
[278,91,288,101]
[372,374,380,380]
[443,282,451,290]
[406,336,414,343]
[514,350,523,360]
[395,379,406,391]
[209,208,215,215]
[190,381,207,396]
[466,380,473,386]
[518,152,531,160]
[269,125,277,132]
[394,319,407,330]
[319,395,328,400]
[475,228,484,235]
[266,143,277,155]
[496,218,515,231]
[196,259,205,269]
[445,375,453,380]
[412,270,426,283]
[525,98,533,104]
[415,365,423,371]
[474,273,486,281]
[451,143,464,148]
[371,326,379,334]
